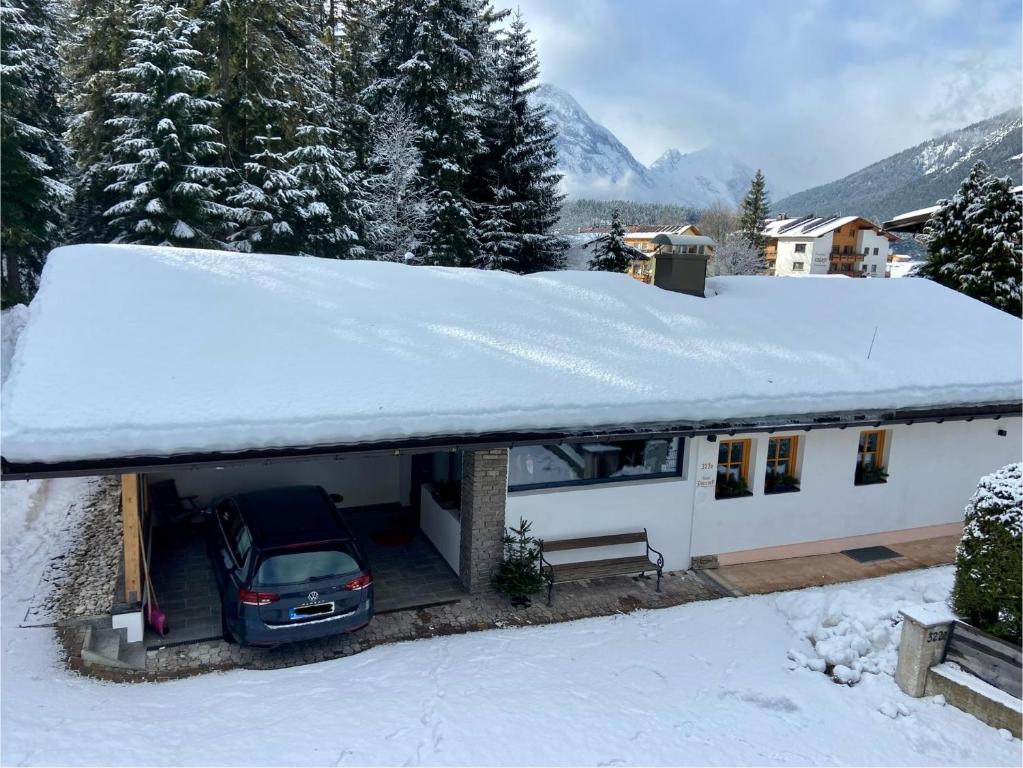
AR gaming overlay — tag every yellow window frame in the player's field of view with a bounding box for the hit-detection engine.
[766,435,798,477]
[717,439,751,483]
[857,429,886,470]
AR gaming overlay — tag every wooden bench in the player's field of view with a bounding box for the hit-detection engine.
[538,530,664,605]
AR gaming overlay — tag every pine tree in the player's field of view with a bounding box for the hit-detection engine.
[335,0,379,171]
[198,0,363,256]
[738,169,770,254]
[588,209,642,272]
[63,0,133,244]
[1,0,70,305]
[368,0,498,266]
[473,10,566,273]
[919,162,1021,316]
[103,1,235,247]
[228,127,311,254]
[285,120,362,258]
[362,101,434,262]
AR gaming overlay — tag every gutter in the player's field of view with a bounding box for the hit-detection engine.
[2,401,1020,481]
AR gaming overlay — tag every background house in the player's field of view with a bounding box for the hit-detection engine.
[763,215,898,277]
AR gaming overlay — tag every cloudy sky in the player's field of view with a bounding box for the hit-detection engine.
[504,0,1021,195]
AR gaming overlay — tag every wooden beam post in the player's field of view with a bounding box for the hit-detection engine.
[121,474,142,604]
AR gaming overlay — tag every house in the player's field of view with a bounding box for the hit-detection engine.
[763,215,898,277]
[626,233,717,289]
[623,223,704,254]
[2,244,1020,646]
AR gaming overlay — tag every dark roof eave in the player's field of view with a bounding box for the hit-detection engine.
[2,401,1020,481]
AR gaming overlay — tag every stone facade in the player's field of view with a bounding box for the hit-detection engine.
[458,448,508,593]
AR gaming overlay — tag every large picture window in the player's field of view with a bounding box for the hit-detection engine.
[508,437,682,490]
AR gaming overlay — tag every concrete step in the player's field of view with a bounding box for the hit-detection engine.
[82,623,146,671]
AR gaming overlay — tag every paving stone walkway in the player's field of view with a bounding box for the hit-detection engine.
[68,568,725,681]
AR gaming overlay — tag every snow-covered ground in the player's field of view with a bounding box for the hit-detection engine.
[2,478,1019,766]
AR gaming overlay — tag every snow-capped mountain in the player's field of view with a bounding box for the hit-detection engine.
[774,109,1022,222]
[531,83,753,208]
[647,147,754,209]
[530,83,654,199]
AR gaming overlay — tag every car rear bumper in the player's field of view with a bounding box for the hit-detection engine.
[233,596,373,647]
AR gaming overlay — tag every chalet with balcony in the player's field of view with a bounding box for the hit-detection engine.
[763,215,898,277]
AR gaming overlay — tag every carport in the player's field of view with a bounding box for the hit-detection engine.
[103,444,500,648]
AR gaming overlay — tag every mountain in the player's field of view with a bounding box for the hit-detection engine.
[530,83,654,199]
[647,147,754,209]
[774,110,1022,223]
[531,83,753,209]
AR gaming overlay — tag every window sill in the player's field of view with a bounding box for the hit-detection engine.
[854,478,888,486]
[508,474,685,496]
[715,490,754,501]
[765,487,800,495]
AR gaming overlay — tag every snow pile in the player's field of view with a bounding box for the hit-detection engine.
[776,569,954,685]
[1,303,29,387]
[2,244,1021,464]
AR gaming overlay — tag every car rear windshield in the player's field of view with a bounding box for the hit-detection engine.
[253,547,360,587]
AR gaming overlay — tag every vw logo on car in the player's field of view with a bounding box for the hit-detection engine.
[308,591,319,602]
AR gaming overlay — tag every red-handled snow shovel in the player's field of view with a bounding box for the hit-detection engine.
[138,523,168,636]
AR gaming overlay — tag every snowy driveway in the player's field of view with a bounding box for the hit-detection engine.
[2,478,1020,766]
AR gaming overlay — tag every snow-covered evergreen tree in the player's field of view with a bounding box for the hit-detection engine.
[228,127,311,254]
[919,162,1021,316]
[1,0,70,305]
[285,120,362,258]
[714,232,765,275]
[587,209,642,272]
[336,0,379,171]
[62,0,133,244]
[368,0,498,266]
[472,10,566,273]
[103,1,235,247]
[738,169,770,254]
[362,102,434,262]
[951,462,1022,643]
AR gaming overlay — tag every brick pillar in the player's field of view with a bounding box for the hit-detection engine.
[459,448,508,593]
[895,605,955,697]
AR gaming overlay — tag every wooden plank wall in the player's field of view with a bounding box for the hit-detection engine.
[944,620,1022,699]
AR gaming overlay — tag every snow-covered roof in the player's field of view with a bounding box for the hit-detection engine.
[887,205,940,224]
[763,215,860,239]
[650,234,716,247]
[2,244,1020,465]
[624,225,698,240]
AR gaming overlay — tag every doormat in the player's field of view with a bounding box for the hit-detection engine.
[841,545,901,563]
[373,530,414,547]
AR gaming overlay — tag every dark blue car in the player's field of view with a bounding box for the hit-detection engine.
[206,485,373,647]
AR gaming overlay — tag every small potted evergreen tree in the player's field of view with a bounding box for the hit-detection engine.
[492,518,545,607]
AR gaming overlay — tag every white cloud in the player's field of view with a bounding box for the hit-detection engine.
[507,0,1021,193]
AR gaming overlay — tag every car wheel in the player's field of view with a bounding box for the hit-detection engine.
[220,609,235,644]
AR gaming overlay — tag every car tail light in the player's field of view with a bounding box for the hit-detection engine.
[344,573,373,591]
[238,588,279,606]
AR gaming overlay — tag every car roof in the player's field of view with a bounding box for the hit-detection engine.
[232,485,349,549]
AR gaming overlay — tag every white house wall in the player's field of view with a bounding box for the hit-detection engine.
[856,229,890,277]
[506,453,696,571]
[689,417,1021,563]
[148,453,403,509]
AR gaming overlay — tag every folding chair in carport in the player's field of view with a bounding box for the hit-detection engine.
[148,479,202,527]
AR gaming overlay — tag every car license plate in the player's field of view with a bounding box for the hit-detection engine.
[289,602,333,620]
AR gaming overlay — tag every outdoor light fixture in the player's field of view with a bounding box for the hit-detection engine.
[997,429,1007,437]
[707,435,717,442]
